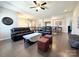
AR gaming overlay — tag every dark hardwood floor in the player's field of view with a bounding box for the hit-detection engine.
[0,33,79,57]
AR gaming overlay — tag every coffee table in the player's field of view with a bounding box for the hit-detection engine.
[23,32,41,42]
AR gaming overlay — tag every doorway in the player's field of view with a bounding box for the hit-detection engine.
[45,21,51,26]
[68,20,72,33]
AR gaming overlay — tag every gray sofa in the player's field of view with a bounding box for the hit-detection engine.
[69,34,79,49]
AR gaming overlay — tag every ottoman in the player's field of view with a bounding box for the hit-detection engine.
[37,37,49,52]
[44,35,52,44]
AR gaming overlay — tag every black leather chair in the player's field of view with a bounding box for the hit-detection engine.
[11,27,33,41]
[38,26,52,36]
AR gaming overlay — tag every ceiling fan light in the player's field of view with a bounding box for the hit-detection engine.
[36,7,40,10]
[36,9,38,12]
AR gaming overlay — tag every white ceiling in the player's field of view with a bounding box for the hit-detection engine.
[0,1,78,19]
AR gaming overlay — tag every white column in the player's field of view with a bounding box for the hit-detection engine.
[62,12,72,33]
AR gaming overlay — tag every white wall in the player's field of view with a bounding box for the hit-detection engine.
[72,3,79,35]
[0,7,17,40]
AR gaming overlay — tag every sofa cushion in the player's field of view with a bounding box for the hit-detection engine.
[11,27,33,41]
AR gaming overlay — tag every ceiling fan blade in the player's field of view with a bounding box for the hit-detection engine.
[33,1,37,5]
[41,2,47,6]
[41,7,45,10]
[30,7,36,8]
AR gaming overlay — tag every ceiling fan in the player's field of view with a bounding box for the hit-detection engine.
[30,1,47,12]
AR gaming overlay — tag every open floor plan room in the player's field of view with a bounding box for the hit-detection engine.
[0,1,79,57]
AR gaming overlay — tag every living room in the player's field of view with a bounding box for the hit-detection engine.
[0,1,79,57]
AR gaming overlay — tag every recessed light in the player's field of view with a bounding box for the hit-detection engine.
[64,9,68,12]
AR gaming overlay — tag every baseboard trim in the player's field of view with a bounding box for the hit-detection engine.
[0,37,11,41]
